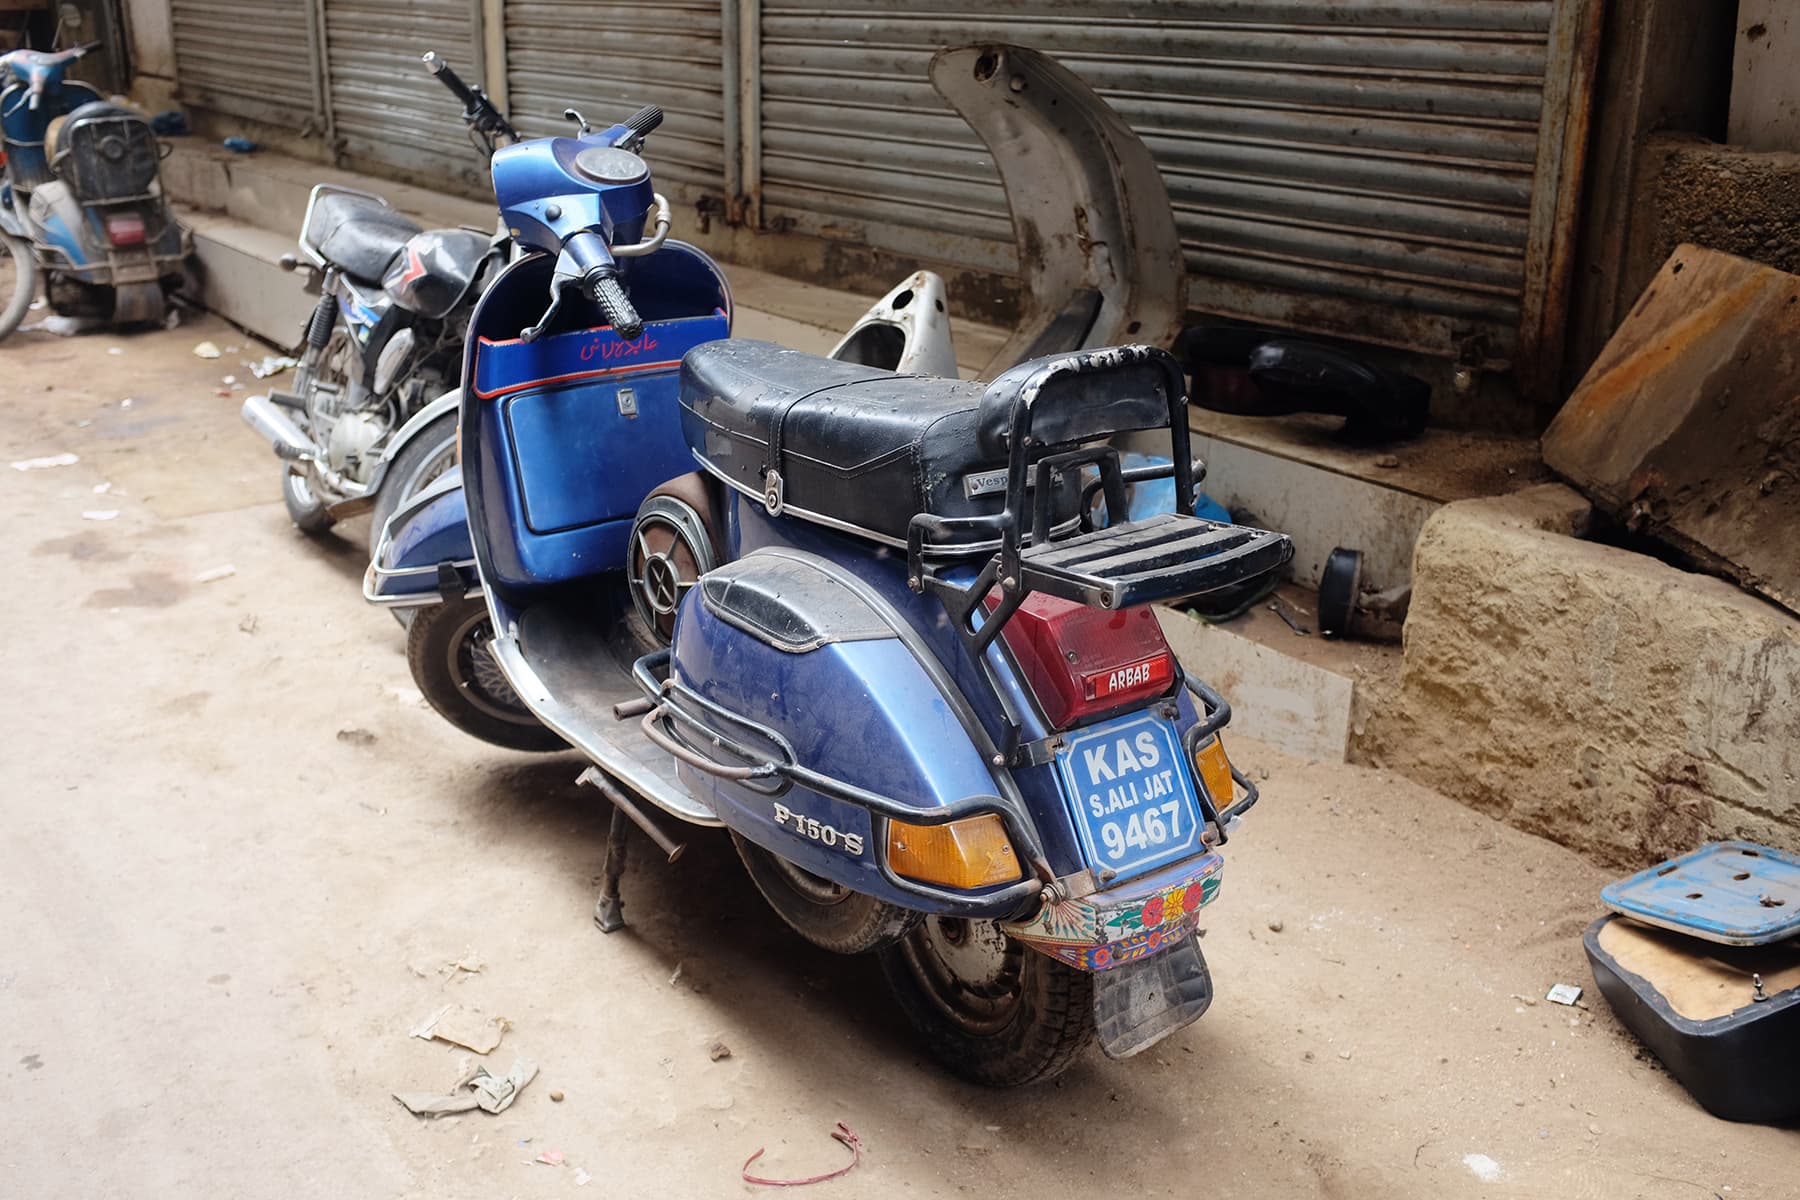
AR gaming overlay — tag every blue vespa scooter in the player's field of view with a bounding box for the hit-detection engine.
[371,64,1292,1085]
[0,44,189,341]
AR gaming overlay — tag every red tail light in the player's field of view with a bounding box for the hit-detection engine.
[104,212,147,246]
[988,591,1177,729]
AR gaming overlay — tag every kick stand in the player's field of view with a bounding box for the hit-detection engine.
[578,766,686,935]
[594,803,630,934]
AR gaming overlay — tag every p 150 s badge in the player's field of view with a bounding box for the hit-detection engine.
[773,801,866,856]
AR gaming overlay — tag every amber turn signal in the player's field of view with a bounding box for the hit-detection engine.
[1194,735,1236,811]
[887,813,1023,889]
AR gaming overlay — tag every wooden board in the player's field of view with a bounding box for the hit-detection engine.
[1597,916,1800,1022]
[1544,244,1800,615]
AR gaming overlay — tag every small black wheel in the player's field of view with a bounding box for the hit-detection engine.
[368,413,458,558]
[281,465,336,533]
[406,595,566,753]
[731,831,920,954]
[877,916,1096,1086]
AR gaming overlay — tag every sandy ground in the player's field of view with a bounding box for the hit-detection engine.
[1,313,1795,1199]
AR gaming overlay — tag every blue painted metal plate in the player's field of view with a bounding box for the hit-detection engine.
[1056,712,1202,886]
[1602,841,1800,946]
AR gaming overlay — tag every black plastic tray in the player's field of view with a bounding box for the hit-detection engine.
[1584,915,1800,1124]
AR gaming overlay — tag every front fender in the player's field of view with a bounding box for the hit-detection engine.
[931,43,1185,373]
[363,465,478,607]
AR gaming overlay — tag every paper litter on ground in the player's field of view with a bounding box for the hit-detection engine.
[82,510,119,521]
[11,453,79,471]
[194,565,237,584]
[192,341,221,359]
[393,1057,538,1117]
[410,1002,508,1053]
[249,355,300,379]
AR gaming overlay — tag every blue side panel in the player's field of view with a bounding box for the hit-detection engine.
[502,367,695,534]
[672,593,999,896]
[726,496,1093,878]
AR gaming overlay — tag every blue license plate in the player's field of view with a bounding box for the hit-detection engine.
[1055,712,1204,885]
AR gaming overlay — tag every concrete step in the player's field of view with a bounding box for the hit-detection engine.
[1192,409,1548,594]
[177,206,316,347]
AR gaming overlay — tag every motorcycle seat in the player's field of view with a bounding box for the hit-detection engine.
[679,339,1083,550]
[304,191,422,285]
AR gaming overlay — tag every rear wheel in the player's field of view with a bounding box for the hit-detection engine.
[877,916,1095,1086]
[407,595,565,752]
[281,465,336,533]
[0,229,38,344]
[731,832,920,954]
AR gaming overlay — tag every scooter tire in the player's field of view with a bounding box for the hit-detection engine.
[730,832,921,955]
[407,595,567,753]
[281,465,337,534]
[0,229,39,344]
[367,413,458,559]
[876,917,1096,1087]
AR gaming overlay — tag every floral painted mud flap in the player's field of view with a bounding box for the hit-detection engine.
[1004,853,1223,970]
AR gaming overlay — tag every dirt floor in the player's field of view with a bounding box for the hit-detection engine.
[1,313,1795,1199]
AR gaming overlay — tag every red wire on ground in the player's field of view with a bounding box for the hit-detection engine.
[741,1122,864,1187]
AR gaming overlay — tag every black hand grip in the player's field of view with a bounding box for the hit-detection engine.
[591,274,643,340]
[422,51,478,107]
[623,105,663,138]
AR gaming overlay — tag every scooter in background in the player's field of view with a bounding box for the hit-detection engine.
[239,55,518,548]
[367,52,1294,1083]
[0,44,190,342]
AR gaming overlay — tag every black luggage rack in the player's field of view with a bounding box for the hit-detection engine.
[907,345,1294,658]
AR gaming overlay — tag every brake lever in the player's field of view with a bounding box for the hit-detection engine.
[520,280,569,344]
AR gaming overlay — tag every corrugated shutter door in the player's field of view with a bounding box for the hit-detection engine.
[324,0,484,190]
[758,1,1588,366]
[503,1,727,200]
[171,0,321,128]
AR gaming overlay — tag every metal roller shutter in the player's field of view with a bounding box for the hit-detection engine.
[502,1,728,200]
[323,0,484,190]
[755,0,1598,374]
[171,0,323,129]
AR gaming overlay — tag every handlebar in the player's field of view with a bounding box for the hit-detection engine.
[622,105,663,141]
[421,50,520,148]
[423,50,479,107]
[590,274,643,340]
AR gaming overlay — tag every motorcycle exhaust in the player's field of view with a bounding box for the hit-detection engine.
[241,393,318,462]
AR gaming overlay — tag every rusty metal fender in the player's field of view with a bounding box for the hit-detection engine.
[931,44,1185,375]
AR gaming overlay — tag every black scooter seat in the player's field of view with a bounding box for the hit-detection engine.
[305,192,422,285]
[679,339,1082,549]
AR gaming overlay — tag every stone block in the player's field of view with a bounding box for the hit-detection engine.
[1378,484,1800,867]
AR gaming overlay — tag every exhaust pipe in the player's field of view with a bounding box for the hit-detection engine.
[241,394,317,462]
